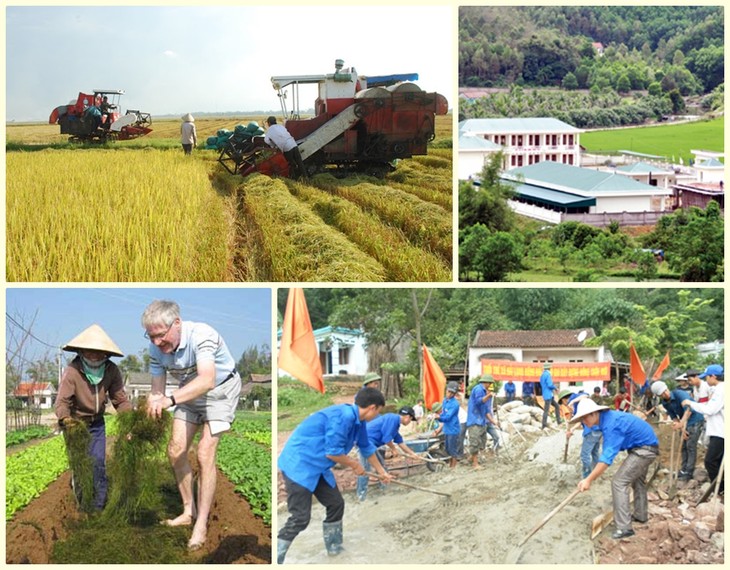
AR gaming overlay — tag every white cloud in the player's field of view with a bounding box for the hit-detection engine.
[163,50,178,58]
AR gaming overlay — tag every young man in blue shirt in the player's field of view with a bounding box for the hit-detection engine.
[650,380,704,480]
[356,406,421,501]
[438,383,462,468]
[466,375,492,469]
[573,399,659,539]
[540,362,562,428]
[277,388,393,562]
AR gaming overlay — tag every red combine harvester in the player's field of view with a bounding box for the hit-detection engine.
[49,89,153,142]
[218,59,448,178]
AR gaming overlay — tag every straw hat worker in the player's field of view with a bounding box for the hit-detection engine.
[180,113,197,155]
[571,398,658,539]
[54,324,132,510]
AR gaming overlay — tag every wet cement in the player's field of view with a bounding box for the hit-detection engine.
[278,428,617,564]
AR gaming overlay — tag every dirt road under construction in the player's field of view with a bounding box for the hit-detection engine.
[277,414,724,564]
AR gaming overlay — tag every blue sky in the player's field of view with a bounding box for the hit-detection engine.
[6,287,272,367]
[6,5,453,121]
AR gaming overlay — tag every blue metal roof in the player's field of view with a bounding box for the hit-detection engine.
[508,182,596,208]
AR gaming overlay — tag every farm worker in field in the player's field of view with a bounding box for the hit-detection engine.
[142,299,242,551]
[466,375,495,469]
[356,406,420,501]
[650,380,703,481]
[681,364,724,494]
[504,379,516,402]
[277,387,393,563]
[181,113,197,155]
[100,96,116,127]
[55,324,132,511]
[264,116,307,179]
[540,362,562,428]
[437,382,461,468]
[559,389,602,478]
[573,398,659,539]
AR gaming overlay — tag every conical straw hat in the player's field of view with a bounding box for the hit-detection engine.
[182,113,194,122]
[62,324,124,357]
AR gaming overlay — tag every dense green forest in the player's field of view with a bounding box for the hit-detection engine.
[460,6,723,94]
[278,288,723,397]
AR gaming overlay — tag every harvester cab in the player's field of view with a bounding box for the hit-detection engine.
[218,59,448,178]
[49,89,153,142]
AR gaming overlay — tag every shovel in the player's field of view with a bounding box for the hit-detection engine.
[369,473,451,498]
[505,488,581,563]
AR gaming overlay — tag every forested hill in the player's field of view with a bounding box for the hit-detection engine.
[459,6,724,95]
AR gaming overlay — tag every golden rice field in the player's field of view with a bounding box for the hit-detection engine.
[6,115,453,282]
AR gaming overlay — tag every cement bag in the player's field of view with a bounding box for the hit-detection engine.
[510,412,532,424]
[501,400,523,412]
[521,424,542,433]
[510,405,532,416]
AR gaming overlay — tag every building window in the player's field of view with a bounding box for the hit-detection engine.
[338,347,350,365]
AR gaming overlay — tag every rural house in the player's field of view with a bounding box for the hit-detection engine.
[458,117,584,178]
[501,160,673,226]
[124,371,176,402]
[241,373,272,397]
[12,382,56,409]
[278,326,369,377]
[467,328,610,397]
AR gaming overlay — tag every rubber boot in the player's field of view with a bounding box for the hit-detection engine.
[277,538,292,564]
[323,520,344,556]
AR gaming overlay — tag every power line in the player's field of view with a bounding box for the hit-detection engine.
[6,313,60,349]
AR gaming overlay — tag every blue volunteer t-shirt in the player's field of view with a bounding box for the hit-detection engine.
[596,410,659,465]
[439,396,461,435]
[279,404,376,491]
[466,383,488,427]
[365,413,403,447]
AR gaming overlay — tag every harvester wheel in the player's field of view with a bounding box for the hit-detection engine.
[353,103,367,119]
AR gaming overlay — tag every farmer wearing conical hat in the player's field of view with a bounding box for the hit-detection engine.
[142,300,242,551]
[54,324,132,511]
[180,113,197,155]
[572,398,658,539]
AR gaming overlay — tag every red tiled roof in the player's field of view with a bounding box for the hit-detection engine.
[13,382,54,396]
[472,329,595,348]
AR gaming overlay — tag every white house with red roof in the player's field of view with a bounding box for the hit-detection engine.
[12,382,56,409]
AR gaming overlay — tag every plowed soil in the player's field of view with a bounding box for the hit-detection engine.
[7,465,271,564]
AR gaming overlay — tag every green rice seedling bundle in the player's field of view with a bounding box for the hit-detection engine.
[310,174,452,262]
[103,401,171,524]
[63,419,96,512]
[7,149,230,281]
[241,174,387,281]
[289,180,451,281]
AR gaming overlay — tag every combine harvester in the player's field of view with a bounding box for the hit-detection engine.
[218,59,448,178]
[49,89,153,143]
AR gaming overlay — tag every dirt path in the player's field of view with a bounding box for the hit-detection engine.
[277,421,724,564]
[7,466,271,564]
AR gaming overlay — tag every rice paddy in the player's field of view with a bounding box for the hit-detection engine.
[6,115,454,282]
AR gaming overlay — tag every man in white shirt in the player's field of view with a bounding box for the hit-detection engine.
[682,364,724,494]
[264,116,307,179]
[143,300,242,551]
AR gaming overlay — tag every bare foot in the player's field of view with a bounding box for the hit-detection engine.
[161,513,195,527]
[188,527,207,551]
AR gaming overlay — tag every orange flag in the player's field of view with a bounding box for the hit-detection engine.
[652,351,671,380]
[279,288,324,393]
[629,341,646,384]
[422,344,446,411]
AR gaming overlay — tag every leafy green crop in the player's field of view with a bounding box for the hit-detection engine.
[6,435,68,520]
[6,425,52,448]
[217,415,271,525]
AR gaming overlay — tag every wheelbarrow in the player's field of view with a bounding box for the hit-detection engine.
[402,434,449,472]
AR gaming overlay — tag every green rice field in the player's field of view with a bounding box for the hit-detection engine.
[581,117,724,164]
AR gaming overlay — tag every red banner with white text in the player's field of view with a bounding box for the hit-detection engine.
[480,359,610,382]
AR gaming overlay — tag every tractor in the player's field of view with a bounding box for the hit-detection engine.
[49,89,153,143]
[218,59,448,178]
